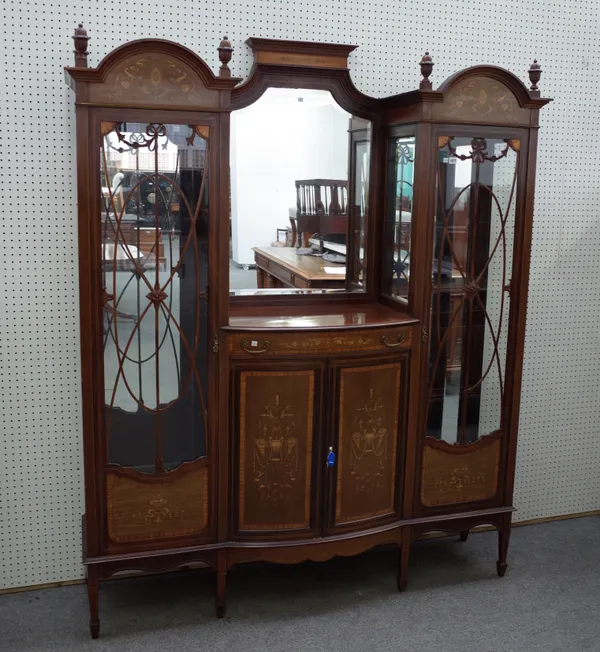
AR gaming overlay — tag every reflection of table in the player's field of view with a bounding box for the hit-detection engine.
[120,224,165,267]
[427,268,467,437]
[104,213,166,267]
[102,242,145,271]
[102,243,144,324]
[253,247,346,290]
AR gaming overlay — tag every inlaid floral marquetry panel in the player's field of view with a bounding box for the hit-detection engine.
[335,363,402,524]
[106,463,208,543]
[238,370,316,531]
[229,327,412,356]
[434,77,529,124]
[89,53,221,107]
[420,437,501,508]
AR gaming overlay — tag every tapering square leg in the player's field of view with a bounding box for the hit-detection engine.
[216,549,227,618]
[397,528,411,592]
[86,565,100,639]
[497,514,511,577]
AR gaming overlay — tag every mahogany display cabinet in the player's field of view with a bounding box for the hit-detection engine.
[64,25,550,637]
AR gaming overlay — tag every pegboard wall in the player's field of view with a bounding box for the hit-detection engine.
[1,0,599,590]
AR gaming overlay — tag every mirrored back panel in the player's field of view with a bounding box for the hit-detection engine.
[229,88,371,296]
[383,133,416,304]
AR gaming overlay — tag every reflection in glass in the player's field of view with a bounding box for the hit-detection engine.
[384,136,415,302]
[229,88,370,295]
[100,122,210,472]
[426,136,519,444]
[347,118,370,290]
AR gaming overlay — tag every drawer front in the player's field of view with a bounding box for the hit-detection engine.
[229,326,412,357]
[255,253,270,270]
[268,261,294,285]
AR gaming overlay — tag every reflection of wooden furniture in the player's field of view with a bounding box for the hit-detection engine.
[397,196,413,251]
[271,228,288,247]
[253,246,345,289]
[288,207,298,247]
[119,223,166,267]
[68,27,549,639]
[295,179,348,247]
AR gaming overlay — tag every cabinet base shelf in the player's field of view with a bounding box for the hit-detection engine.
[83,506,514,637]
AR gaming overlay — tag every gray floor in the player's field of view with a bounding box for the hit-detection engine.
[230,259,257,291]
[1,517,599,652]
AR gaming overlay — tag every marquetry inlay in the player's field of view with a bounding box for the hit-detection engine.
[253,393,299,504]
[132,495,184,524]
[435,77,528,124]
[349,388,389,495]
[335,363,402,524]
[421,437,501,508]
[238,370,315,531]
[106,463,208,543]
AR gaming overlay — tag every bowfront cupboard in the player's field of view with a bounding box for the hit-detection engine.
[64,25,550,637]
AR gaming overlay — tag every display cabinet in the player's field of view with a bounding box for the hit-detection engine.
[65,25,549,637]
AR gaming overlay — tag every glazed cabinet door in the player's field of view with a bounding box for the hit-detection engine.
[418,130,525,513]
[100,120,215,548]
[328,355,408,532]
[231,361,324,539]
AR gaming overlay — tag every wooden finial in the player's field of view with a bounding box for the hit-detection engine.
[217,35,233,78]
[528,59,542,97]
[419,51,434,90]
[72,23,90,68]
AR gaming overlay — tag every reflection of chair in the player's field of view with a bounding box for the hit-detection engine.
[101,243,143,330]
[289,207,298,247]
[118,217,166,269]
[399,222,411,250]
[396,196,412,250]
[295,179,348,248]
[271,228,288,248]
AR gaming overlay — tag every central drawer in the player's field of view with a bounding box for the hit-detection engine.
[228,325,412,356]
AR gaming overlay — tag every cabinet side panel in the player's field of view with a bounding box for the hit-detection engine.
[335,363,401,524]
[239,370,315,531]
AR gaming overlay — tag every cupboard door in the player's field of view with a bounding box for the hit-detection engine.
[234,364,322,536]
[331,358,406,529]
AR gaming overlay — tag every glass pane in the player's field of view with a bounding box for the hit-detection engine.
[384,136,415,302]
[347,127,370,290]
[426,136,519,444]
[101,122,210,472]
[229,88,370,295]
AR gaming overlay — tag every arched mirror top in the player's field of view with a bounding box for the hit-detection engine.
[65,29,240,109]
[231,37,378,120]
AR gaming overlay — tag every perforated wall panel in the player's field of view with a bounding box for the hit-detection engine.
[1,0,598,590]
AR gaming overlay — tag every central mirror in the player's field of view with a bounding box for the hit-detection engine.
[229,88,371,295]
